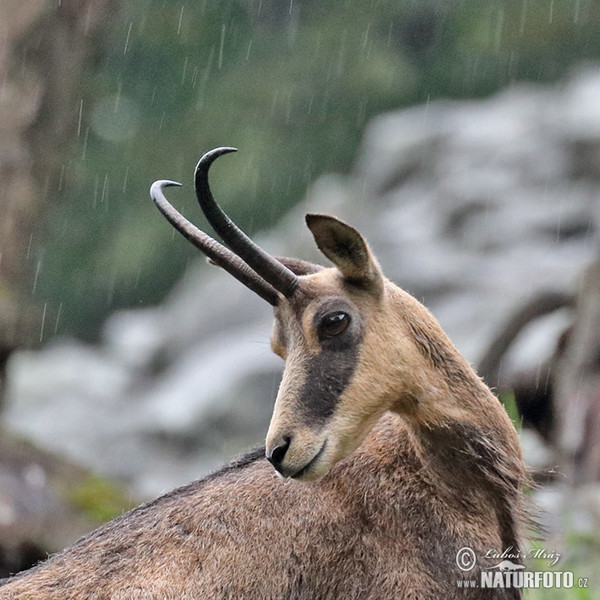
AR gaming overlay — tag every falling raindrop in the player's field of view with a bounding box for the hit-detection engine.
[219,24,226,70]
[177,5,185,36]
[101,174,109,208]
[81,126,89,161]
[58,165,65,192]
[32,259,42,294]
[53,302,63,335]
[26,232,33,260]
[77,99,84,136]
[363,23,371,49]
[573,0,581,24]
[122,166,130,193]
[39,302,47,343]
[202,46,215,89]
[181,56,189,85]
[124,22,133,55]
[114,81,122,111]
[93,174,100,209]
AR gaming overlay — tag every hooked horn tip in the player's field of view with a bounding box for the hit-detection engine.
[211,146,238,156]
[150,179,182,199]
[195,147,238,175]
[150,179,181,196]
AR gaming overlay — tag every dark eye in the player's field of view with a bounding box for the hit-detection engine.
[319,312,350,337]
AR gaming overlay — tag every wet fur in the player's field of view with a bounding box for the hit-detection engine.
[0,218,528,599]
[1,414,524,599]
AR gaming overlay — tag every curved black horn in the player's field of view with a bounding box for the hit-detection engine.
[194,147,299,298]
[150,180,280,306]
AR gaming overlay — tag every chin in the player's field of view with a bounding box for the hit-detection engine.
[290,462,329,482]
[289,442,334,482]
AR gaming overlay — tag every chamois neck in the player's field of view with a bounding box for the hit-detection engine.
[385,288,527,551]
[388,287,503,427]
[415,415,525,552]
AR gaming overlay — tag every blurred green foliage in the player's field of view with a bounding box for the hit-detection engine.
[68,474,136,523]
[35,0,600,339]
[526,533,600,599]
[499,390,522,431]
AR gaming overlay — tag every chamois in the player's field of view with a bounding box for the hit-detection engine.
[0,148,528,599]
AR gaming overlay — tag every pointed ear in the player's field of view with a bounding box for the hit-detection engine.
[305,214,383,291]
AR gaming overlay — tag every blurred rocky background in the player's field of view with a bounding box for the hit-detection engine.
[1,1,600,595]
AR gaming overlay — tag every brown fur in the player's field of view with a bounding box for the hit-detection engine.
[0,215,528,599]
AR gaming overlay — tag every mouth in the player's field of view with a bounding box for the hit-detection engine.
[289,440,328,480]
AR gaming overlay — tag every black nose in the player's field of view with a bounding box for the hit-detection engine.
[266,436,291,471]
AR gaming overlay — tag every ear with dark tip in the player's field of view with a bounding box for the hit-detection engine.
[305,214,383,290]
[275,257,324,277]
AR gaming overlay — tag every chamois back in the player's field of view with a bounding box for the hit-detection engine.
[0,413,525,599]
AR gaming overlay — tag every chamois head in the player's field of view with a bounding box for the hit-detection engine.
[151,148,449,482]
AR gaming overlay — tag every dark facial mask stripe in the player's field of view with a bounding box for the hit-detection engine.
[296,339,361,425]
